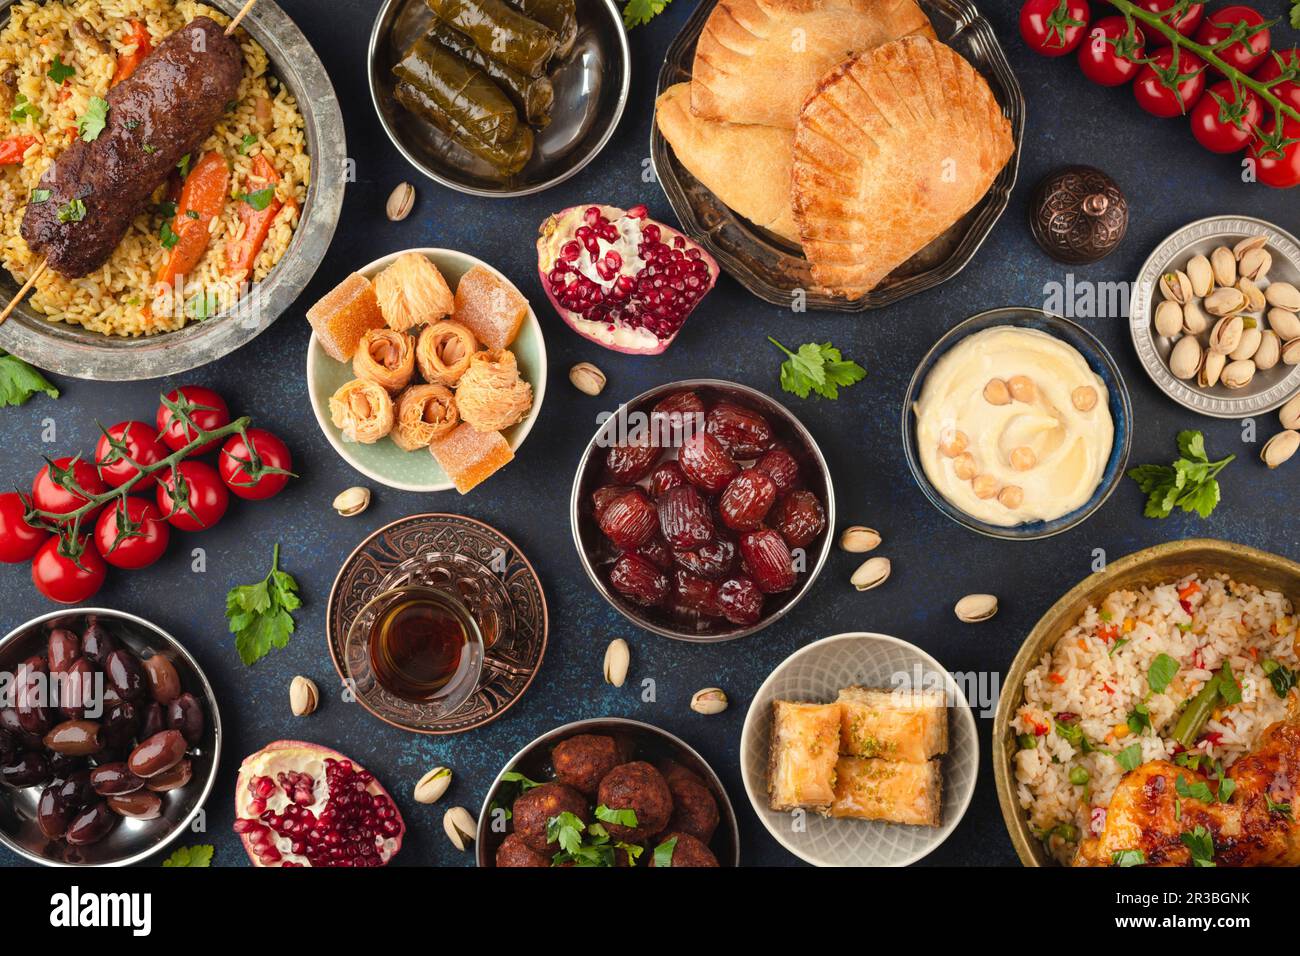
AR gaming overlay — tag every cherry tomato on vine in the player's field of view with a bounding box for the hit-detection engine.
[156,461,229,532]
[0,492,48,564]
[95,420,169,489]
[1133,0,1204,46]
[32,457,108,524]
[1255,48,1300,111]
[1020,0,1091,57]
[94,497,170,570]
[32,536,106,604]
[1250,117,1300,188]
[1193,5,1271,76]
[1134,47,1208,116]
[1191,81,1263,153]
[219,429,293,500]
[1078,16,1145,87]
[156,386,231,455]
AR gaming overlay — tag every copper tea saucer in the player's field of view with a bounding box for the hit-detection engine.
[326,514,549,734]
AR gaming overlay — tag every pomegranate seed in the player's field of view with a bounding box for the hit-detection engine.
[561,240,580,260]
[584,206,602,226]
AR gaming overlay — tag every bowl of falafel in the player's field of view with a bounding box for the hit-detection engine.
[476,717,739,867]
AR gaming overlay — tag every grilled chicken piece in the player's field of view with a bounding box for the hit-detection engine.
[1076,701,1300,867]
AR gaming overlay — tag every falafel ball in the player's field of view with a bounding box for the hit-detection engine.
[596,761,672,842]
[511,781,590,853]
[657,758,706,790]
[552,734,627,796]
[661,774,719,843]
[496,832,552,867]
[649,831,719,867]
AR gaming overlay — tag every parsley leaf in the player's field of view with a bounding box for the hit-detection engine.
[1126,702,1150,735]
[1266,793,1294,820]
[1180,825,1216,867]
[56,198,86,223]
[622,0,671,27]
[1112,848,1146,867]
[226,544,301,665]
[594,804,639,828]
[0,350,59,406]
[46,56,75,84]
[768,337,866,401]
[546,811,586,854]
[238,133,257,155]
[9,94,40,123]
[237,187,276,212]
[1175,773,1214,804]
[159,219,180,250]
[78,97,109,142]
[1115,743,1143,772]
[1262,659,1297,698]
[29,188,51,204]
[161,844,214,867]
[1217,660,1242,706]
[653,835,678,867]
[177,153,192,176]
[1148,653,1179,694]
[1128,431,1233,519]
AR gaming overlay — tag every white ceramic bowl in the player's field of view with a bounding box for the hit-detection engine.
[306,248,547,492]
[740,632,978,867]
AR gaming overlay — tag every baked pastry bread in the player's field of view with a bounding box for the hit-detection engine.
[455,348,533,433]
[352,328,416,393]
[691,0,933,129]
[791,36,1014,297]
[429,423,515,494]
[416,321,478,386]
[829,756,943,826]
[307,273,387,362]
[328,379,394,444]
[373,252,455,331]
[837,686,948,762]
[392,383,459,451]
[767,700,841,812]
[654,83,798,245]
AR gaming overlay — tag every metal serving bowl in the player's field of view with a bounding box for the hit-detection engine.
[651,0,1024,311]
[571,379,835,643]
[0,608,222,867]
[993,538,1300,867]
[368,0,629,198]
[475,716,740,866]
[0,0,346,381]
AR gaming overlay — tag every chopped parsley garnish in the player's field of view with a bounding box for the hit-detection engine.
[29,188,51,204]
[56,198,86,223]
[1216,777,1236,804]
[159,219,180,250]
[10,94,40,123]
[1180,825,1216,867]
[177,153,192,176]
[142,143,157,154]
[545,812,586,855]
[1112,848,1146,867]
[1126,703,1151,736]
[1175,773,1214,804]
[186,209,200,220]
[500,771,542,791]
[238,133,257,155]
[1262,659,1297,699]
[1109,638,1129,657]
[1218,661,1242,705]
[653,835,678,867]
[46,56,75,84]
[593,805,638,828]
[1115,743,1143,772]
[155,200,178,219]
[1147,653,1179,694]
[1266,793,1294,820]
[77,97,109,142]
[237,187,276,211]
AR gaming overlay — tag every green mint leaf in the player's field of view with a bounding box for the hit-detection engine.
[162,844,213,867]
[0,351,59,406]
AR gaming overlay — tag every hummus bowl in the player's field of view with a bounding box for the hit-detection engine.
[903,308,1131,540]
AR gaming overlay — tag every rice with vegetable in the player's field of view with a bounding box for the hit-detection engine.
[0,0,308,335]
[1012,574,1298,864]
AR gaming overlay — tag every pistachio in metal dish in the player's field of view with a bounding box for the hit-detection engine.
[1228,325,1262,363]
[1168,335,1202,380]
[1153,300,1183,338]
[1269,308,1300,342]
[1185,254,1214,297]
[1204,286,1247,317]
[1208,315,1244,355]
[1255,330,1281,371]
[1265,281,1300,312]
[1281,394,1300,431]
[1210,245,1237,288]
[1221,359,1257,390]
[1159,270,1192,304]
[1198,350,1226,389]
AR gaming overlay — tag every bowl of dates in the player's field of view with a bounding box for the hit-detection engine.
[571,380,834,642]
[0,609,220,866]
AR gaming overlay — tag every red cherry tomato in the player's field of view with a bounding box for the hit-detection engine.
[1250,117,1300,188]
[1134,48,1208,116]
[32,457,109,524]
[1191,81,1263,153]
[94,497,170,570]
[0,492,48,564]
[1078,16,1145,86]
[95,420,169,489]
[156,386,230,455]
[1255,48,1300,111]
[156,460,229,532]
[219,428,293,500]
[1193,5,1270,76]
[1133,0,1204,46]
[32,536,106,604]
[1019,0,1091,57]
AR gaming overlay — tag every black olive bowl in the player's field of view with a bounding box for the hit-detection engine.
[0,609,221,866]
[475,717,740,867]
[570,379,836,643]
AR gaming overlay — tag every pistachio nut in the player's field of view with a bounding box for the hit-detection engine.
[289,676,318,717]
[1261,430,1300,469]
[1168,335,1202,380]
[690,687,728,715]
[1198,350,1226,389]
[1153,300,1183,338]
[1210,246,1237,287]
[603,638,630,688]
[1284,338,1300,367]
[1204,287,1247,317]
[1181,299,1208,336]
[569,362,606,397]
[1238,246,1271,282]
[386,182,415,222]
[1221,359,1256,390]
[332,486,370,517]
[1160,270,1192,305]
[1280,393,1300,430]
[443,806,477,851]
[1185,254,1214,297]
[1229,326,1262,363]
[1255,330,1281,371]
[1266,281,1300,312]
[839,526,881,553]
[954,593,998,623]
[1233,235,1268,259]
[1208,315,1244,355]
[414,767,452,804]
[850,556,891,591]
[1269,307,1300,342]
[1237,277,1267,313]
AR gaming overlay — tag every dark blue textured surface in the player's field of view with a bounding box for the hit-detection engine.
[1,0,1298,868]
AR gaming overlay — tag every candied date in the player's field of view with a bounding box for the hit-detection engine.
[718,469,777,531]
[739,529,796,594]
[656,485,714,550]
[598,489,657,551]
[672,539,736,580]
[637,535,675,571]
[605,438,659,484]
[609,553,670,607]
[774,490,826,549]
[716,577,764,626]
[592,484,633,520]
[674,571,720,616]
[649,460,687,499]
[706,402,774,459]
[756,448,801,494]
[651,391,706,444]
[678,433,739,494]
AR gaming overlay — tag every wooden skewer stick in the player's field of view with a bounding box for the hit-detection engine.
[225,0,259,35]
[0,259,47,326]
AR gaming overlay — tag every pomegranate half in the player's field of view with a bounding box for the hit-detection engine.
[537,204,719,355]
[233,740,403,867]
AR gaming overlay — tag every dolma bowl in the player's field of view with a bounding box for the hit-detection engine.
[368,0,630,197]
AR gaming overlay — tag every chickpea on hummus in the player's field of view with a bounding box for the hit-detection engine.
[914,327,1113,527]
